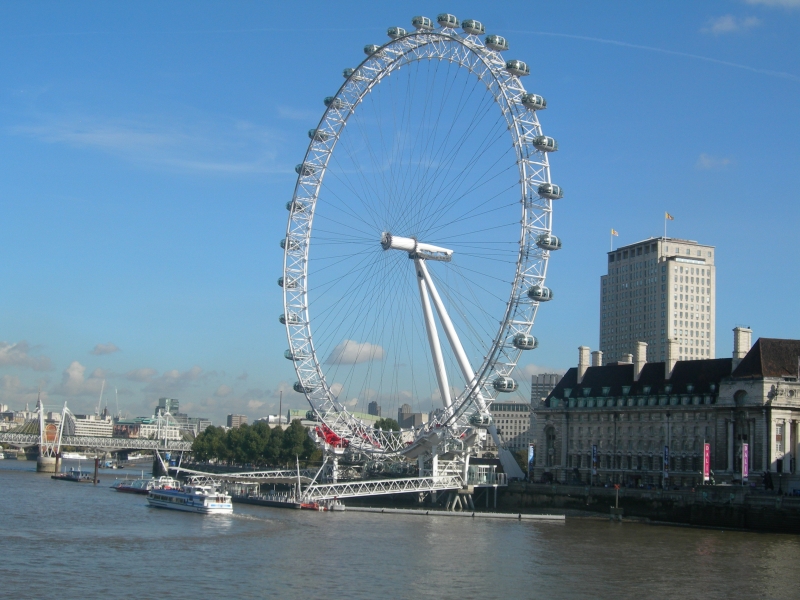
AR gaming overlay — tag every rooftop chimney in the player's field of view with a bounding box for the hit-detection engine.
[591,350,603,367]
[620,354,633,364]
[732,327,752,370]
[578,346,590,383]
[666,338,679,379]
[634,341,647,381]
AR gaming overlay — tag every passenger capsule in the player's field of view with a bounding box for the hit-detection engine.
[387,26,407,39]
[280,237,300,251]
[505,60,530,77]
[284,349,309,361]
[343,68,355,78]
[461,19,485,35]
[536,233,562,251]
[493,376,518,393]
[532,135,558,152]
[279,312,300,325]
[485,34,509,51]
[513,333,539,350]
[469,413,492,427]
[278,276,297,289]
[412,16,434,30]
[293,381,315,394]
[437,14,459,28]
[286,199,306,212]
[521,93,547,111]
[295,163,316,176]
[527,285,553,302]
[324,96,345,109]
[308,128,331,142]
[364,44,381,56]
[537,183,563,199]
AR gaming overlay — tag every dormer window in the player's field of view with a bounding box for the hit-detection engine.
[563,388,572,398]
[582,388,590,397]
[602,387,611,396]
[664,385,672,393]
[642,386,651,394]
[710,384,716,392]
[686,384,694,393]
[622,386,631,395]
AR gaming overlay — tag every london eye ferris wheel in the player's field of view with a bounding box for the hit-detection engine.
[280,14,563,464]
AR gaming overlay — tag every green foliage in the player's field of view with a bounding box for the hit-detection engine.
[513,449,528,474]
[190,420,318,467]
[373,418,400,431]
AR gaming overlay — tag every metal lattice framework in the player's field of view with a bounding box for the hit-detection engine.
[301,474,464,502]
[282,15,561,457]
[0,432,192,452]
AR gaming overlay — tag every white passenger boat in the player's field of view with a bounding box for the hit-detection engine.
[147,483,233,514]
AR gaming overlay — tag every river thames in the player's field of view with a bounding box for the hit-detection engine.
[2,460,799,599]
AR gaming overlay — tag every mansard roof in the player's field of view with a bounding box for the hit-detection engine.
[731,338,800,380]
[546,358,733,401]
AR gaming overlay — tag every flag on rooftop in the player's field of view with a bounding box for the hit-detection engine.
[611,229,618,236]
[665,212,674,220]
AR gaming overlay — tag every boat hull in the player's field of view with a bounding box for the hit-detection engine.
[147,496,232,514]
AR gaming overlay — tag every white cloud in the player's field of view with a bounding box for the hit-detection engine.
[701,15,761,34]
[744,0,800,7]
[214,384,233,397]
[237,371,248,381]
[0,341,52,371]
[53,361,105,397]
[90,343,120,356]
[247,399,265,410]
[325,340,385,365]
[696,153,732,170]
[125,368,158,382]
[0,375,46,407]
[143,365,207,394]
[11,114,284,175]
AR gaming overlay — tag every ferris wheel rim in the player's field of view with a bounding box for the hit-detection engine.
[282,21,558,455]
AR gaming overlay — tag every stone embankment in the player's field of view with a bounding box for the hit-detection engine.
[499,482,800,534]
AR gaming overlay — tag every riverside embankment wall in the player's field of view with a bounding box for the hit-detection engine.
[499,483,800,534]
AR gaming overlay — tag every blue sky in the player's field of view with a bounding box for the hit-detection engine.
[1,1,798,424]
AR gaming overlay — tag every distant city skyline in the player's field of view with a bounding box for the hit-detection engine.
[1,1,799,424]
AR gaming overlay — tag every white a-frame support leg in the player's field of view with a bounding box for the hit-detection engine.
[415,259,451,408]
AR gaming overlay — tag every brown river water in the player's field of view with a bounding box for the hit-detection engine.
[1,460,799,599]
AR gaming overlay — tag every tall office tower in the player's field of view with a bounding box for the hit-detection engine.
[367,401,381,417]
[530,373,563,404]
[600,237,715,364]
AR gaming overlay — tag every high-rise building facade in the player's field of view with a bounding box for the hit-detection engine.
[600,237,715,364]
[531,373,563,404]
[227,414,247,429]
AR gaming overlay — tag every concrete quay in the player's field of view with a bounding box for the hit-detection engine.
[498,482,800,534]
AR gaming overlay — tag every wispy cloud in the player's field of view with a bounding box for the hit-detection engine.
[701,15,761,34]
[325,340,385,365]
[125,368,158,382]
[10,114,288,175]
[90,342,120,356]
[696,153,732,170]
[744,0,800,7]
[0,341,52,371]
[52,361,105,397]
[277,106,320,121]
[143,365,208,394]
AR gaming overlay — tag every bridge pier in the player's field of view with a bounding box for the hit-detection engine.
[36,455,58,473]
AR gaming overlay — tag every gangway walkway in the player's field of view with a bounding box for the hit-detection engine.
[302,475,464,502]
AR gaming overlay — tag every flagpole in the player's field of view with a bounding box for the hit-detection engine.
[610,230,613,252]
[664,214,667,240]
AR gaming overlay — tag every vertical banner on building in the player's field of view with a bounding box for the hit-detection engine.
[663,446,670,479]
[591,444,598,475]
[703,443,711,482]
[527,444,535,480]
[742,442,749,481]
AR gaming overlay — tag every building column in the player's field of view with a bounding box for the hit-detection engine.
[770,418,778,472]
[560,413,568,483]
[762,409,769,473]
[727,419,734,473]
[795,421,800,474]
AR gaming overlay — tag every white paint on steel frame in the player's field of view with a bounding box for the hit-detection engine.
[283,19,558,455]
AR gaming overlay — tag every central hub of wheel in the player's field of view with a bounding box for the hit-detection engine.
[380,232,453,262]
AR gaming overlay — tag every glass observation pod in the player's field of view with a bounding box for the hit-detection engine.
[387,26,407,39]
[536,233,562,251]
[279,312,300,325]
[280,237,300,251]
[324,96,346,109]
[513,333,539,350]
[284,349,309,361]
[437,14,459,28]
[278,276,297,289]
[469,413,492,427]
[412,16,434,30]
[308,129,331,142]
[521,93,547,111]
[461,19,485,35]
[527,285,553,302]
[293,382,315,394]
[286,199,306,212]
[364,44,381,56]
[493,376,518,393]
[485,34,509,51]
[537,183,563,199]
[295,163,316,176]
[505,60,530,77]
[532,136,559,152]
